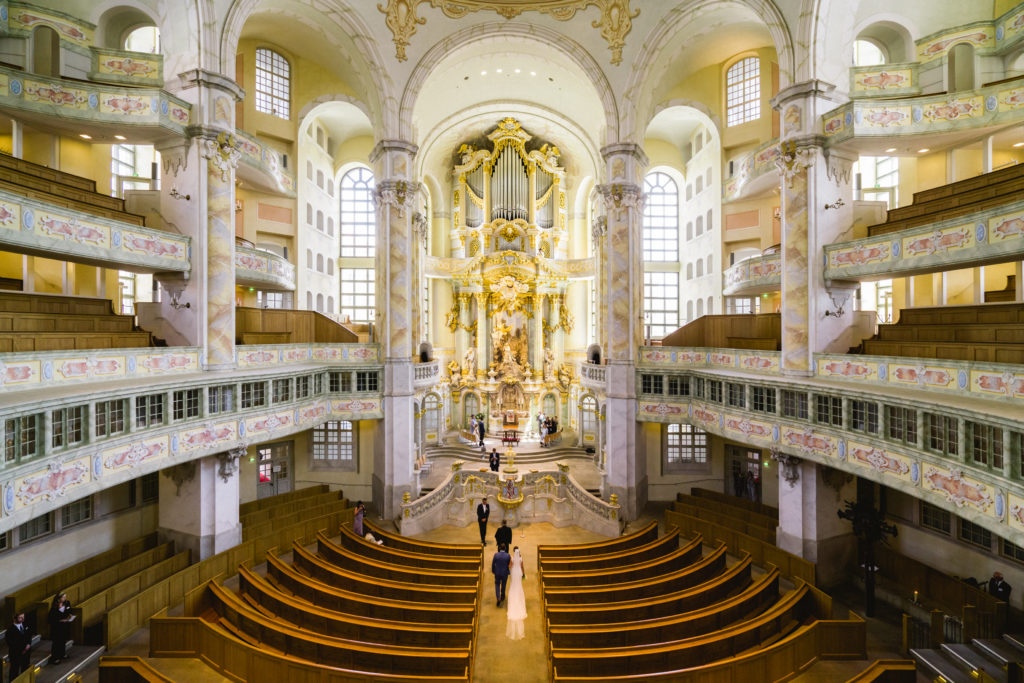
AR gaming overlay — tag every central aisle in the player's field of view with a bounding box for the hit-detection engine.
[415,521,607,683]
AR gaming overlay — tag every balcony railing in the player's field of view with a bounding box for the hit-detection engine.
[235,244,296,291]
[722,253,781,296]
[579,362,607,390]
[413,359,440,388]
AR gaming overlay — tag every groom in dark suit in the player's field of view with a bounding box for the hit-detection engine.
[492,544,511,606]
[476,497,490,544]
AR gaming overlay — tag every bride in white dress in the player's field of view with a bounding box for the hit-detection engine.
[506,546,527,640]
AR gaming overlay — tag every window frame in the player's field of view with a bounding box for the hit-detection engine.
[725,56,761,127]
[664,423,710,474]
[254,47,291,119]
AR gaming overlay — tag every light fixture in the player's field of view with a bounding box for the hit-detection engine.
[917,148,930,153]
[1014,142,1024,148]
[79,134,92,140]
[514,68,521,73]
[885,148,896,153]
[114,135,126,141]
[530,71,536,76]
[496,68,502,73]
[480,70,487,75]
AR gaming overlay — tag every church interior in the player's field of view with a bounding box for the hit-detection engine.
[1,0,1024,680]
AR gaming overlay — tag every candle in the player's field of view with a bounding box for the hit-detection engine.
[913,590,918,602]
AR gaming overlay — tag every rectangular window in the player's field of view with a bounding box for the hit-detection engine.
[886,405,917,445]
[1003,538,1024,564]
[296,376,310,399]
[4,415,38,463]
[329,371,351,392]
[95,399,126,438]
[51,406,85,449]
[926,413,958,456]
[0,531,7,552]
[172,389,201,421]
[140,472,159,503]
[135,394,165,428]
[815,395,842,427]
[667,376,689,397]
[850,400,879,434]
[255,48,290,119]
[666,424,709,467]
[727,383,745,408]
[781,390,808,420]
[641,374,663,395]
[959,518,992,550]
[920,502,951,534]
[356,371,379,392]
[969,422,1004,470]
[340,268,376,323]
[693,377,705,399]
[18,513,52,544]
[708,380,723,403]
[208,385,234,415]
[643,271,679,339]
[312,420,355,465]
[61,497,92,529]
[241,382,266,409]
[726,56,761,127]
[272,378,291,404]
[751,386,776,414]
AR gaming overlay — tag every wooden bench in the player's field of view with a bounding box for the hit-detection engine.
[539,527,681,572]
[0,291,121,316]
[337,525,482,572]
[877,321,1024,344]
[537,521,659,562]
[861,339,1024,364]
[539,533,702,588]
[690,487,779,519]
[0,176,145,225]
[676,492,777,528]
[0,166,127,212]
[544,554,753,626]
[0,310,136,333]
[241,489,344,526]
[98,656,177,682]
[661,313,781,348]
[242,498,350,541]
[263,555,477,625]
[315,532,481,587]
[542,543,728,605]
[236,307,358,344]
[912,162,1024,204]
[894,303,1024,326]
[672,499,777,544]
[364,522,484,559]
[0,330,155,351]
[239,484,332,517]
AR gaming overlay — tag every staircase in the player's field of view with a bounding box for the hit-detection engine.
[912,634,1024,682]
[424,440,595,468]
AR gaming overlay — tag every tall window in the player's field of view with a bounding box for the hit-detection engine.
[111,144,155,197]
[642,172,678,261]
[726,57,760,127]
[644,272,679,339]
[858,156,899,208]
[255,48,290,119]
[312,420,355,466]
[340,268,375,323]
[124,26,159,53]
[339,167,376,324]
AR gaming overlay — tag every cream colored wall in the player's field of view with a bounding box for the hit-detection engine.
[643,423,728,501]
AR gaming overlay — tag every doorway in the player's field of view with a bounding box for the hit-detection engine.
[257,441,293,499]
[726,444,762,503]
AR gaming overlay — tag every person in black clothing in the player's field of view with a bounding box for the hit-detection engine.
[476,497,490,544]
[6,611,32,682]
[989,571,1012,601]
[48,591,73,664]
[489,450,500,472]
[477,419,485,446]
[495,519,512,548]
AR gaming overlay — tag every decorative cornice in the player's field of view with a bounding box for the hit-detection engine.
[374,180,421,217]
[770,79,840,110]
[596,183,645,214]
[178,69,245,101]
[217,448,245,483]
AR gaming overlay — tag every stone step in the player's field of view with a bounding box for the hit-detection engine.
[941,643,1007,683]
[911,648,975,683]
[974,638,1024,667]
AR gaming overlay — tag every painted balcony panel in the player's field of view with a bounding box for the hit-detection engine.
[89,47,163,87]
[723,138,780,202]
[824,198,1024,280]
[235,343,380,367]
[0,187,190,272]
[235,244,296,291]
[722,253,781,296]
[235,129,296,196]
[916,23,996,62]
[850,63,920,99]
[0,65,191,140]
[0,1,94,47]
[639,346,782,374]
[0,346,200,393]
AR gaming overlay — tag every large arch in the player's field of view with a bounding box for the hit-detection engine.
[399,21,618,148]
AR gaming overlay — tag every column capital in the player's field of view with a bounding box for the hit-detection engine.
[217,448,244,482]
[595,182,645,214]
[770,79,841,111]
[473,291,489,305]
[600,142,648,166]
[198,130,242,182]
[374,180,421,217]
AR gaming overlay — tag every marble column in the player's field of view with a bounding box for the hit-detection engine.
[158,450,243,560]
[201,133,241,370]
[532,292,545,378]
[455,291,472,373]
[595,143,648,520]
[371,140,419,519]
[474,291,488,379]
[552,294,566,371]
[773,82,856,375]
[775,457,857,587]
[411,212,427,350]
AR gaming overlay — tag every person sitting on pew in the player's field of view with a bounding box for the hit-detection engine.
[364,531,384,546]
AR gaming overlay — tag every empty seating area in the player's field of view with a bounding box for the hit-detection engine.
[859,302,1024,364]
[240,485,349,541]
[673,489,778,544]
[236,307,358,344]
[538,521,864,681]
[867,163,1024,237]
[150,519,483,681]
[0,291,156,351]
[660,312,781,350]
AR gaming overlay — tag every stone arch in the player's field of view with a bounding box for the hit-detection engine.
[92,1,160,49]
[852,15,917,64]
[399,21,618,146]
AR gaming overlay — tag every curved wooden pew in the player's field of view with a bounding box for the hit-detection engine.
[547,568,780,649]
[364,522,483,558]
[550,582,816,679]
[539,527,682,572]
[151,616,470,682]
[264,555,476,625]
[544,554,753,626]
[539,533,702,587]
[537,521,659,560]
[542,543,728,605]
[316,532,480,586]
[209,579,473,649]
[291,543,478,604]
[337,526,482,572]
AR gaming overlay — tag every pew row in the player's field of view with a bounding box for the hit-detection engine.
[536,520,659,565]
[97,656,176,683]
[238,484,331,518]
[539,532,702,587]
[336,525,483,572]
[538,527,682,572]
[315,532,481,586]
[364,521,484,558]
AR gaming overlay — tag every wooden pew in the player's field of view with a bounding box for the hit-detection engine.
[544,554,753,626]
[206,580,473,650]
[337,525,482,572]
[98,656,176,682]
[150,616,471,682]
[676,492,777,528]
[290,543,478,604]
[236,307,358,344]
[690,487,779,519]
[243,498,350,541]
[539,527,681,572]
[0,176,145,225]
[364,522,484,559]
[0,152,99,193]
[314,532,480,587]
[671,499,777,543]
[0,330,154,352]
[262,556,477,626]
[0,166,126,212]
[241,489,344,526]
[542,543,728,605]
[539,533,703,587]
[537,521,659,561]
[547,568,781,649]
[239,484,330,517]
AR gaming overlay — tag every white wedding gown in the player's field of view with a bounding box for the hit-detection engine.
[506,552,527,640]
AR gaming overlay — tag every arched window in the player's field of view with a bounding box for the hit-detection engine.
[316,254,324,272]
[316,293,324,311]
[687,300,694,321]
[328,179,334,196]
[339,167,376,323]
[306,249,312,269]
[696,299,704,317]
[327,259,334,276]
[686,222,693,241]
[580,396,597,445]
[327,295,334,312]
[642,172,678,262]
[328,217,334,236]
[948,43,975,91]
[853,40,885,66]
[306,161,313,180]
[696,260,704,277]
[32,27,59,77]
[423,394,440,444]
[316,210,324,232]
[707,296,713,314]
[695,176,703,194]
[706,255,713,274]
[317,170,324,189]
[726,57,760,127]
[255,48,290,119]
[306,203,312,224]
[463,394,479,428]
[306,292,312,309]
[124,26,160,53]
[686,263,693,280]
[696,215,703,236]
[706,209,713,233]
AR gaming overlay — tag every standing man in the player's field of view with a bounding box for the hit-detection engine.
[492,544,511,606]
[477,418,485,447]
[489,449,500,472]
[495,519,512,548]
[989,571,1012,601]
[476,497,490,544]
[7,611,33,682]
